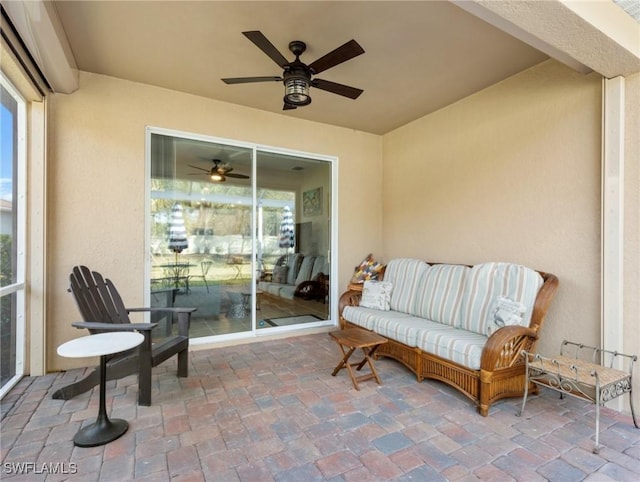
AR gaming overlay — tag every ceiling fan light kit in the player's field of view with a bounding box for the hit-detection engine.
[284,75,311,106]
[222,31,364,110]
[189,159,249,183]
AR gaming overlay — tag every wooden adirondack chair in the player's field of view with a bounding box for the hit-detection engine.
[52,265,196,406]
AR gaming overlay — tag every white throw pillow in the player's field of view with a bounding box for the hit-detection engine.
[486,295,526,336]
[360,280,393,311]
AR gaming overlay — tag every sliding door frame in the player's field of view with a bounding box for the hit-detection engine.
[145,126,338,343]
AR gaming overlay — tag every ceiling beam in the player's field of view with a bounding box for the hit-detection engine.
[453,0,640,78]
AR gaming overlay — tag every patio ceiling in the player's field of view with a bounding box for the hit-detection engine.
[49,0,550,135]
[4,1,638,135]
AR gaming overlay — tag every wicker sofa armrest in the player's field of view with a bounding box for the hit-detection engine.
[338,290,362,329]
[480,324,539,371]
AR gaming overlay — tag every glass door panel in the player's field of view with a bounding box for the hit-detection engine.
[150,134,254,338]
[255,150,331,329]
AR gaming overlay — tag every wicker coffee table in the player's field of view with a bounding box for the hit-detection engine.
[330,328,388,390]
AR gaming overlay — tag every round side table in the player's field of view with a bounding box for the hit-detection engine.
[57,331,144,447]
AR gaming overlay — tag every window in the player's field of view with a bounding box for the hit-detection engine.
[0,74,26,397]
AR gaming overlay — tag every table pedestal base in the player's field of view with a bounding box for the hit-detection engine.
[74,417,129,447]
[72,353,130,447]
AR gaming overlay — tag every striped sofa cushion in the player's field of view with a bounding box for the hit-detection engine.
[384,258,429,314]
[416,326,487,370]
[342,306,412,332]
[295,255,316,285]
[374,316,442,348]
[458,262,544,336]
[412,264,469,326]
[286,253,304,285]
[311,255,328,279]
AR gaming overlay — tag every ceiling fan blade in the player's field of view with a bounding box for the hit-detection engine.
[188,164,211,172]
[243,31,289,68]
[312,78,363,99]
[308,39,365,75]
[283,103,297,111]
[222,76,282,84]
[226,173,250,179]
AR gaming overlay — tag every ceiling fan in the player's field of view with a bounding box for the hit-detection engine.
[188,159,250,182]
[222,31,365,110]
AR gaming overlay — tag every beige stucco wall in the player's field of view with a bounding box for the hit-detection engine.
[46,71,382,371]
[381,59,602,357]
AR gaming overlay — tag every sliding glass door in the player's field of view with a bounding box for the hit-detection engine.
[147,128,333,342]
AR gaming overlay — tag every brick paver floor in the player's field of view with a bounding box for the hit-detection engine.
[1,331,639,481]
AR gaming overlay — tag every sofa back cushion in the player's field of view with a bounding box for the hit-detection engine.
[295,255,316,285]
[458,262,544,336]
[286,253,303,285]
[384,258,429,314]
[311,255,328,279]
[412,264,469,326]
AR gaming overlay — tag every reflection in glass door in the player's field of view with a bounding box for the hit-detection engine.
[147,129,333,341]
[255,151,331,329]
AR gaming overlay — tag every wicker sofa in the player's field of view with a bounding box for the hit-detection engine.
[338,258,558,416]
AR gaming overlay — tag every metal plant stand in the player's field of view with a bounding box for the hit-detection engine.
[519,340,638,453]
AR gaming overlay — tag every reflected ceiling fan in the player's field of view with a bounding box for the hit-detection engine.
[188,159,249,182]
[222,31,365,110]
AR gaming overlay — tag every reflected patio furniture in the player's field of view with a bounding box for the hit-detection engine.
[52,265,196,406]
[227,291,246,318]
[240,289,263,311]
[294,272,329,303]
[226,255,248,279]
[257,259,273,282]
[158,262,193,293]
[190,260,213,292]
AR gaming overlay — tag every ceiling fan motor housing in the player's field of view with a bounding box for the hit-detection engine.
[288,40,306,57]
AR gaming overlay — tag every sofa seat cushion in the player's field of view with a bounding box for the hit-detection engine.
[257,280,280,292]
[412,264,469,326]
[459,262,544,336]
[416,327,487,370]
[375,316,451,348]
[383,258,429,314]
[343,306,413,332]
[278,285,296,300]
[266,284,284,297]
